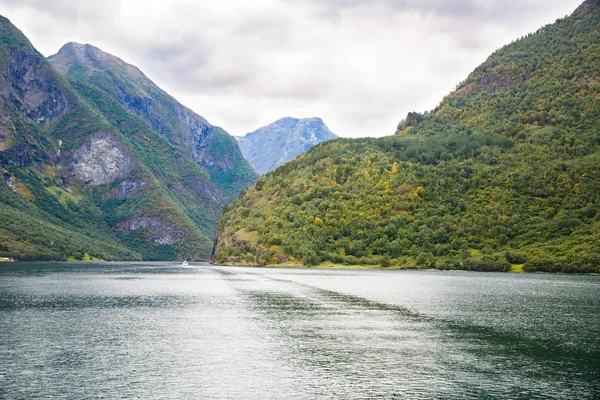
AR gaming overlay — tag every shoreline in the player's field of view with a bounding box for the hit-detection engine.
[2,260,598,275]
[210,262,600,275]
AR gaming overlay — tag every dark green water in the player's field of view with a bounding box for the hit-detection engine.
[0,262,598,399]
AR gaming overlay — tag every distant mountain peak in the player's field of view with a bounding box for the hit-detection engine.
[273,116,323,124]
[51,42,144,79]
[239,117,337,175]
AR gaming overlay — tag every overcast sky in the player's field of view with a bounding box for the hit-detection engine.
[0,0,583,138]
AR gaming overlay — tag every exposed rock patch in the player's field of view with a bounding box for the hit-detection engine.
[1,168,15,191]
[0,116,16,151]
[574,0,600,15]
[67,131,136,186]
[476,70,531,93]
[2,47,69,124]
[0,143,36,167]
[115,216,181,245]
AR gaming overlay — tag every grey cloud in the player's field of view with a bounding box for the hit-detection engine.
[299,0,576,22]
[232,13,293,47]
[2,0,119,21]
[143,49,257,95]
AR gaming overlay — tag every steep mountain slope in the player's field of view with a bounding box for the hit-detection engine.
[213,1,600,273]
[0,16,250,261]
[49,42,257,201]
[237,117,337,174]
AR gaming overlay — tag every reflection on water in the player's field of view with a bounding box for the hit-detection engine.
[0,262,598,399]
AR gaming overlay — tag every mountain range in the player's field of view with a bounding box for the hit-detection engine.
[237,117,337,175]
[213,0,600,273]
[0,18,257,261]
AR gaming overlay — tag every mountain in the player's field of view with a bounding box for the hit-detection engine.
[0,17,256,261]
[237,117,337,174]
[213,1,600,273]
[48,42,258,201]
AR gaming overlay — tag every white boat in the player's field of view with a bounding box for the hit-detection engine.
[182,260,189,267]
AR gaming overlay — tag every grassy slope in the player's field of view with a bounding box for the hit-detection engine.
[213,3,600,273]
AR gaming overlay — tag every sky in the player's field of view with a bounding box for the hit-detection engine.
[0,0,584,138]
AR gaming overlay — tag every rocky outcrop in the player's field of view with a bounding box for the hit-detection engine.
[187,178,222,202]
[0,143,37,167]
[237,117,337,175]
[66,131,136,186]
[0,18,69,125]
[115,216,181,245]
[6,50,69,123]
[574,0,600,14]
[0,116,16,151]
[476,70,531,94]
[2,168,16,192]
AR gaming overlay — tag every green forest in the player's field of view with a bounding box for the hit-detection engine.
[213,4,600,273]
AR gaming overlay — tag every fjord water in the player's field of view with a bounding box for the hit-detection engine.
[0,263,598,399]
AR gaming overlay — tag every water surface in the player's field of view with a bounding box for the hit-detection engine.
[0,262,598,399]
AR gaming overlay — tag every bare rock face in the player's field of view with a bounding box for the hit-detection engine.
[574,0,600,14]
[476,70,531,94]
[0,16,70,164]
[115,216,180,245]
[67,131,136,186]
[10,54,68,123]
[0,36,69,124]
[1,168,16,192]
[0,116,17,151]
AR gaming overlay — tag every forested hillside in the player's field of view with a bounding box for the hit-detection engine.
[213,1,600,273]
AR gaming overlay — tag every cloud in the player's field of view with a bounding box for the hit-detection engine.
[301,0,568,22]
[0,0,583,138]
